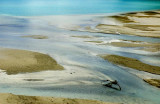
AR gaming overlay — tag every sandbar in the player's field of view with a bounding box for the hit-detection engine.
[76,10,160,38]
[144,79,160,88]
[71,35,95,39]
[0,93,118,104]
[106,41,160,52]
[85,41,103,43]
[22,35,48,39]
[100,54,160,75]
[0,48,63,75]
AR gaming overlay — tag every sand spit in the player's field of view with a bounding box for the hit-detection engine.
[0,93,118,104]
[22,35,48,39]
[0,48,63,75]
[144,79,160,88]
[100,54,160,88]
[76,10,160,38]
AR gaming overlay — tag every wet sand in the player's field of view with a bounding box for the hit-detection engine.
[71,35,95,39]
[22,35,48,39]
[144,79,160,88]
[0,11,160,103]
[74,10,160,38]
[0,48,63,75]
[100,54,160,88]
[101,54,160,75]
[0,93,118,104]
[104,40,160,52]
[85,41,103,43]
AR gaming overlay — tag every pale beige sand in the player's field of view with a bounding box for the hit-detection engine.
[0,48,63,75]
[100,54,160,75]
[144,79,160,88]
[0,93,118,104]
[77,10,160,38]
[22,35,48,39]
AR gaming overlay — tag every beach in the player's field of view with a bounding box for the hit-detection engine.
[0,10,160,104]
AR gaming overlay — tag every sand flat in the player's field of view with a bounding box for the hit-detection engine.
[0,93,118,104]
[74,10,160,38]
[0,48,63,75]
[100,54,160,75]
[100,54,160,88]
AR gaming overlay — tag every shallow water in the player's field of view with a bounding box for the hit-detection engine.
[0,15,160,104]
[0,0,160,16]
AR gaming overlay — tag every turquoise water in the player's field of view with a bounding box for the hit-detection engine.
[0,0,160,16]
